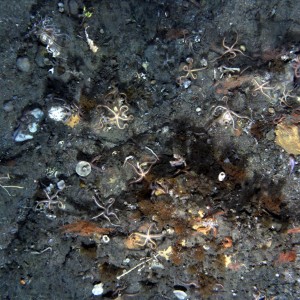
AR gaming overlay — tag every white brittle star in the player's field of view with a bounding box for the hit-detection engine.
[91,194,120,226]
[124,147,159,184]
[252,78,275,100]
[129,223,165,249]
[35,188,65,211]
[98,104,133,129]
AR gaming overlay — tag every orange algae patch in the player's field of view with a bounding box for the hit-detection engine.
[275,250,296,265]
[60,220,114,237]
[286,227,300,234]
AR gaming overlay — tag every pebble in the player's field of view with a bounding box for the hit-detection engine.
[3,100,14,112]
[16,57,31,72]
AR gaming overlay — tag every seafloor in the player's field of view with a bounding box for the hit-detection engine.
[1,1,300,299]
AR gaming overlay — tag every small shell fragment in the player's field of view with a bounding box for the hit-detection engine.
[218,171,226,181]
[173,290,188,300]
[102,235,110,243]
[76,161,91,177]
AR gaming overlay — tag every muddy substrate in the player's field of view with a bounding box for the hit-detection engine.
[1,1,300,299]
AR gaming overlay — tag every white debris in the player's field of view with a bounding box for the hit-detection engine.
[48,106,71,122]
[102,235,110,243]
[85,26,99,53]
[92,282,104,296]
[14,132,33,142]
[218,171,226,181]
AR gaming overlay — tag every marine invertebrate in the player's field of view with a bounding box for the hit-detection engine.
[97,89,134,130]
[48,104,81,128]
[35,187,65,212]
[123,147,159,184]
[275,122,300,155]
[33,17,64,57]
[211,31,250,62]
[222,236,233,248]
[210,97,252,131]
[124,223,165,249]
[91,193,120,226]
[252,78,275,100]
[190,210,224,237]
[176,57,206,86]
[98,104,133,129]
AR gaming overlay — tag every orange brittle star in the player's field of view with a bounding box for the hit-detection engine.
[211,31,251,62]
[128,223,165,249]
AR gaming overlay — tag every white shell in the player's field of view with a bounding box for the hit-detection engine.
[102,235,110,243]
[173,290,188,300]
[92,282,104,296]
[30,108,44,120]
[218,171,226,181]
[14,132,33,142]
[76,161,91,177]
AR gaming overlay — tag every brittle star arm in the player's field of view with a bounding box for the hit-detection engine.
[0,174,24,196]
[105,198,120,223]
[91,196,105,220]
[115,106,133,129]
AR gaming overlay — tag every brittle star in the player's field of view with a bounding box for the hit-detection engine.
[278,85,295,107]
[91,194,120,226]
[124,147,159,184]
[252,78,275,100]
[129,223,165,249]
[211,31,251,62]
[35,189,65,211]
[211,97,252,130]
[177,57,206,85]
[98,104,133,129]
